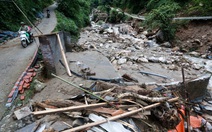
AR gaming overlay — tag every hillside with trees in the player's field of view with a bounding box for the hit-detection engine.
[0,0,211,42]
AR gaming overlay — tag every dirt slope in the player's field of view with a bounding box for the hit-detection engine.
[175,20,212,55]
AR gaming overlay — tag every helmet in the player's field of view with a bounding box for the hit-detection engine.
[20,22,25,25]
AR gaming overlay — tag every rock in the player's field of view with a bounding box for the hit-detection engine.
[117,58,127,65]
[73,118,89,127]
[201,54,207,58]
[189,51,200,57]
[105,44,110,48]
[108,40,113,43]
[193,63,202,70]
[148,56,159,63]
[193,39,201,45]
[119,25,134,35]
[171,47,180,52]
[112,60,117,65]
[129,56,138,61]
[133,45,142,50]
[142,31,148,35]
[99,43,103,47]
[51,121,71,131]
[158,57,166,63]
[168,65,178,70]
[139,34,146,39]
[34,79,46,92]
[105,27,113,33]
[137,57,149,63]
[156,30,165,43]
[160,42,171,48]
[145,40,158,47]
[145,40,154,47]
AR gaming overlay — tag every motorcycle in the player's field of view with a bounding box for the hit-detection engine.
[47,9,50,18]
[19,31,33,48]
[47,12,50,18]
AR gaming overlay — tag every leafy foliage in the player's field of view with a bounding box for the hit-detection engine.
[0,0,52,31]
[54,11,78,36]
[187,0,212,15]
[144,2,180,41]
[57,0,90,28]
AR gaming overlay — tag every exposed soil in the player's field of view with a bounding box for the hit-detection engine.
[175,20,212,55]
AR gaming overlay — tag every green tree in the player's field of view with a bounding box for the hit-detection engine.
[144,2,180,41]
[57,0,91,28]
[0,0,52,31]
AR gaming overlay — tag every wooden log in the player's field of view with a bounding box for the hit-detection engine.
[62,97,179,132]
[33,102,108,116]
[56,33,72,76]
[35,102,57,109]
[117,93,169,102]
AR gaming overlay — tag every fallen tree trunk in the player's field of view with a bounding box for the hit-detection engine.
[62,97,179,132]
[117,93,169,102]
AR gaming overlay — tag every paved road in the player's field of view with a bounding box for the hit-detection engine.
[0,3,57,119]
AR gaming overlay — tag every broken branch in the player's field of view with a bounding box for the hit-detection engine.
[117,93,169,102]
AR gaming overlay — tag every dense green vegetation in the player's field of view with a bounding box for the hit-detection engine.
[144,1,180,41]
[0,0,52,31]
[54,0,91,37]
[0,0,211,41]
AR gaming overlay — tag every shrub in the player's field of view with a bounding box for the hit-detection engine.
[54,11,78,36]
[144,2,180,41]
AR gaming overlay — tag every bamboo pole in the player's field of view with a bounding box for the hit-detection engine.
[12,0,43,35]
[56,33,72,76]
[33,102,108,116]
[51,73,108,102]
[62,97,179,132]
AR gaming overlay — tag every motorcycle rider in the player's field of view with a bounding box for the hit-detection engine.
[46,9,50,18]
[19,22,32,39]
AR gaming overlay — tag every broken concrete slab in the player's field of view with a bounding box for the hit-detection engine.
[15,122,36,132]
[179,73,211,101]
[14,106,32,120]
[39,32,68,78]
[51,121,71,131]
[67,51,121,80]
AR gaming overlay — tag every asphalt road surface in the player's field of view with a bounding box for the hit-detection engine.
[0,3,57,119]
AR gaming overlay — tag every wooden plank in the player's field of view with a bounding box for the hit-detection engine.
[33,32,58,37]
[32,102,108,116]
[56,33,72,76]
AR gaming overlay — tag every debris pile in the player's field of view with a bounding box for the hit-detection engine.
[15,79,182,132]
[4,10,212,132]
[12,75,212,132]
